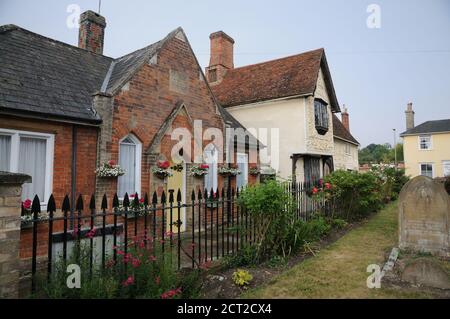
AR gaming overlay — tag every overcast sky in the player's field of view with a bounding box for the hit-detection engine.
[1,0,449,147]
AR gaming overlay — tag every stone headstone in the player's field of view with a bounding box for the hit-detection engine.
[401,258,450,289]
[399,176,450,257]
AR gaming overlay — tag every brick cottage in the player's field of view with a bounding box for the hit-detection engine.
[0,10,260,212]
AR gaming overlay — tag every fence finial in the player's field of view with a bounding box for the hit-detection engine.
[47,194,56,213]
[62,195,70,211]
[169,190,174,203]
[89,195,96,210]
[123,193,130,207]
[31,195,41,214]
[101,194,108,210]
[152,191,158,205]
[191,189,196,201]
[177,189,182,202]
[76,194,84,211]
[113,193,119,208]
[144,193,149,206]
[198,188,202,200]
[133,193,139,207]
[161,191,166,204]
[204,188,208,200]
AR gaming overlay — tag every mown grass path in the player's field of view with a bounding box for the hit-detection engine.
[244,202,433,299]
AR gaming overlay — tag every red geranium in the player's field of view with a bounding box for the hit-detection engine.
[108,160,116,166]
[22,199,32,210]
[157,161,170,169]
[312,187,319,195]
[200,164,209,170]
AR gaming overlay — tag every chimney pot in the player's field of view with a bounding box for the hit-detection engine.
[341,104,350,132]
[405,102,415,130]
[78,10,106,55]
[206,31,234,84]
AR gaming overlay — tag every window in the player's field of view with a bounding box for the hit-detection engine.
[314,99,329,135]
[0,129,54,204]
[208,69,217,82]
[443,161,450,177]
[204,144,218,193]
[345,143,351,155]
[236,153,248,189]
[419,136,432,150]
[118,135,141,198]
[420,163,433,178]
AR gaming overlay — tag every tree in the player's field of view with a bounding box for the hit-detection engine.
[359,143,404,164]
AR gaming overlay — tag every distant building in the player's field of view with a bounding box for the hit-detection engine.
[400,103,450,178]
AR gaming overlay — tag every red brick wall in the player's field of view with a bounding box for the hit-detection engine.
[0,115,98,204]
[98,34,226,200]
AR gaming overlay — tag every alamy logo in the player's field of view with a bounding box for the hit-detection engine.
[66,4,81,29]
[366,264,382,289]
[366,4,381,29]
[66,264,81,289]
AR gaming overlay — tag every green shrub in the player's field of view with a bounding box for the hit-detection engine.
[323,170,384,220]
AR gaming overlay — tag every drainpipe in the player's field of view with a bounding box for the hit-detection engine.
[71,125,77,227]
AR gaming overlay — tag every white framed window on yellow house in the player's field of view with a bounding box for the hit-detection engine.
[418,135,432,150]
[118,135,141,199]
[419,163,434,178]
[0,128,54,205]
[443,161,450,177]
[237,153,248,189]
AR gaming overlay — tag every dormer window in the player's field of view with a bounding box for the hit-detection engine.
[314,99,329,135]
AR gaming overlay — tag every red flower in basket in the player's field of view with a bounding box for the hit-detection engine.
[200,164,209,170]
[157,161,170,169]
[108,160,116,166]
[22,199,32,210]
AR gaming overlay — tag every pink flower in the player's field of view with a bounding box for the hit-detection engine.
[157,161,170,169]
[149,255,156,262]
[85,227,96,239]
[161,288,182,299]
[139,198,145,204]
[325,183,331,190]
[312,187,319,195]
[131,258,141,268]
[22,199,32,210]
[122,276,134,287]
[108,160,116,166]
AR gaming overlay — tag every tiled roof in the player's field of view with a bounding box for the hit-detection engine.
[211,48,340,111]
[0,24,112,124]
[0,24,181,124]
[400,119,450,136]
[332,114,359,145]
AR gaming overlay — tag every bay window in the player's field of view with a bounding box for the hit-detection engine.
[314,99,329,135]
[0,129,54,204]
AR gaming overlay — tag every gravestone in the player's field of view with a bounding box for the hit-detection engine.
[399,176,450,257]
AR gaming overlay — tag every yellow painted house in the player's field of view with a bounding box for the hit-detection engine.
[400,104,450,178]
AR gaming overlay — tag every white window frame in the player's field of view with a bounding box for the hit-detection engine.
[0,128,54,205]
[237,153,249,189]
[443,160,450,177]
[204,144,218,193]
[418,135,432,151]
[419,163,434,178]
[345,143,351,155]
[118,134,142,199]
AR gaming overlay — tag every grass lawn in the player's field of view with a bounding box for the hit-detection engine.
[244,202,434,299]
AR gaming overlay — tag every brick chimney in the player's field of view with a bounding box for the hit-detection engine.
[341,105,350,131]
[206,31,234,84]
[405,102,415,130]
[78,10,106,55]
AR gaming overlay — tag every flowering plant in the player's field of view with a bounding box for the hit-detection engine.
[95,160,125,177]
[218,165,241,176]
[189,164,209,177]
[171,162,184,172]
[21,199,49,226]
[152,161,173,178]
[249,166,260,176]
